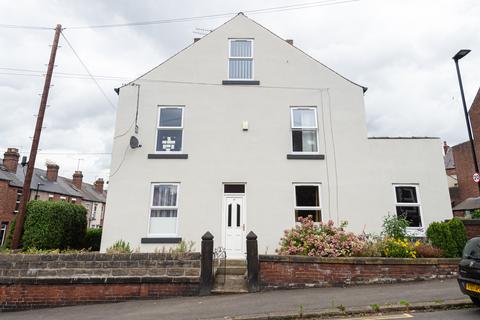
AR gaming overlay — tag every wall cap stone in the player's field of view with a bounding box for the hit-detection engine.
[258,255,461,265]
[0,276,200,285]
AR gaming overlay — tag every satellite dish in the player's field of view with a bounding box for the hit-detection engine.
[129,136,141,149]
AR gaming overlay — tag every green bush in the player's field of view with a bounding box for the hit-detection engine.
[471,210,480,219]
[3,218,16,249]
[448,218,468,256]
[22,200,87,250]
[84,228,102,251]
[383,238,419,258]
[382,215,409,240]
[426,218,467,258]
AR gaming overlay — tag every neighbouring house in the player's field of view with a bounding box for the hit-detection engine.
[101,13,452,257]
[0,148,107,245]
[444,88,480,216]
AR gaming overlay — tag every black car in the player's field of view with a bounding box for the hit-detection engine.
[458,237,480,306]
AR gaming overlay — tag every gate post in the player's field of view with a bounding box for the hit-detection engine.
[246,231,259,292]
[199,231,214,296]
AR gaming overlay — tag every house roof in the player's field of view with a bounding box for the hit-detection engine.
[0,160,106,203]
[444,147,455,170]
[453,197,480,211]
[116,13,366,93]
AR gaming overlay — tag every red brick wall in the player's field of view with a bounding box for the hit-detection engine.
[452,142,480,203]
[462,220,480,239]
[0,181,20,240]
[453,89,480,205]
[259,256,459,290]
[0,283,198,311]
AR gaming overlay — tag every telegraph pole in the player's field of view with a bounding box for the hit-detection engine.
[11,24,62,249]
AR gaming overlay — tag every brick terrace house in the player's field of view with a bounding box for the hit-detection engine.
[0,148,107,246]
[444,88,480,215]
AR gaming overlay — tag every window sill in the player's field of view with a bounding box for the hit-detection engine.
[287,154,325,160]
[148,153,188,159]
[141,237,182,244]
[222,80,260,85]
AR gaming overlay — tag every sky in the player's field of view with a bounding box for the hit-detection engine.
[0,0,479,186]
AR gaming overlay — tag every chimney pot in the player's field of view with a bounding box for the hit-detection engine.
[194,37,201,43]
[3,148,20,173]
[46,163,59,182]
[286,39,293,45]
[72,170,83,189]
[94,178,104,193]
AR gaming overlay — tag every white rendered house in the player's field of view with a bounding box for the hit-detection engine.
[101,13,452,257]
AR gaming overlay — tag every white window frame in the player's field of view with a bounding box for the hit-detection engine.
[290,107,320,154]
[155,106,185,153]
[392,184,424,235]
[14,190,22,213]
[0,222,7,246]
[147,183,180,237]
[71,198,77,204]
[59,196,67,201]
[228,39,254,80]
[293,183,322,222]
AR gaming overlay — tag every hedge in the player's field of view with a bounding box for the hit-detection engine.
[21,200,87,250]
[84,228,102,251]
[426,218,467,258]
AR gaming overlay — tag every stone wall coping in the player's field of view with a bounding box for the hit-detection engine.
[0,276,200,285]
[0,252,201,262]
[259,255,461,265]
[462,219,480,225]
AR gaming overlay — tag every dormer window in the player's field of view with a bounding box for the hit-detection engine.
[228,39,253,80]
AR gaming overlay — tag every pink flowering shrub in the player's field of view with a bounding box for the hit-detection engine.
[277,216,366,257]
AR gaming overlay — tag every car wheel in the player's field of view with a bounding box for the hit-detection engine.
[471,296,480,307]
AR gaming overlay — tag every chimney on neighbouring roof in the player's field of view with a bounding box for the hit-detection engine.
[46,162,59,182]
[72,170,83,189]
[286,39,294,45]
[443,141,450,155]
[3,148,20,173]
[94,178,104,193]
[194,37,201,42]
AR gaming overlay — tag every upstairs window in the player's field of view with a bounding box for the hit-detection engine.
[14,190,22,213]
[149,183,179,235]
[156,106,184,152]
[294,184,321,222]
[229,39,253,80]
[394,185,422,228]
[291,107,319,153]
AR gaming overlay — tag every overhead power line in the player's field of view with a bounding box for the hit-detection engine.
[60,32,117,110]
[66,0,359,30]
[0,23,53,30]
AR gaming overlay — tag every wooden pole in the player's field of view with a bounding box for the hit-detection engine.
[11,24,62,249]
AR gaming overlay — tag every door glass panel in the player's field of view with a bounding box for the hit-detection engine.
[236,204,241,227]
[228,204,232,227]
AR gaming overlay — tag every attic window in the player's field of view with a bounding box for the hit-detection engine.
[228,39,253,80]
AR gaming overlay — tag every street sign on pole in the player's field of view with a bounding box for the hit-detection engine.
[473,173,480,183]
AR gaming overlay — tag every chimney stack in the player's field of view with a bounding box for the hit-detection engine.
[443,141,450,155]
[46,163,59,182]
[3,148,20,173]
[94,178,104,193]
[72,171,83,189]
[286,39,294,45]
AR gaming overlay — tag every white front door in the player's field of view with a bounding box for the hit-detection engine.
[224,195,245,258]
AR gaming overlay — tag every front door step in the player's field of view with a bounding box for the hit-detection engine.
[212,259,248,294]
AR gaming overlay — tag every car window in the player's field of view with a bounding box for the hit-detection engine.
[463,238,480,260]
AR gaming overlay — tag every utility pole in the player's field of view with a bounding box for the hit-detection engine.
[11,24,62,249]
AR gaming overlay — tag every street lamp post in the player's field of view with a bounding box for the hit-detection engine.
[453,49,480,194]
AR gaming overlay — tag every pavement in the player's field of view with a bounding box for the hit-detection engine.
[335,308,480,319]
[1,279,475,320]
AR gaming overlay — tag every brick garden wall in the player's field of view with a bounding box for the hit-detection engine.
[462,219,480,239]
[0,252,200,311]
[259,255,460,290]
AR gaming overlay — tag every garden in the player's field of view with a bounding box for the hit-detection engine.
[277,215,468,259]
[1,200,102,253]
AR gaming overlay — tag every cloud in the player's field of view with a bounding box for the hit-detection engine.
[0,0,479,185]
